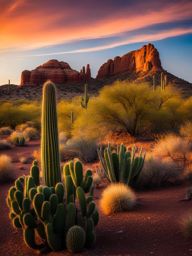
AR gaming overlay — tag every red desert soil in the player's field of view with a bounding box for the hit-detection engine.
[1,141,192,256]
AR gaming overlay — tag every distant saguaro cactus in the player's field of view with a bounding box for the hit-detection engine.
[41,81,61,186]
[152,74,156,91]
[70,111,74,124]
[160,72,168,91]
[81,83,89,109]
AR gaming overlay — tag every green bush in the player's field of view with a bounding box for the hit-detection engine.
[23,127,39,141]
[73,82,188,139]
[57,98,83,138]
[64,138,98,163]
[9,131,26,146]
[0,101,40,128]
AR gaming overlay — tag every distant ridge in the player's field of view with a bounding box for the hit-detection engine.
[0,44,192,100]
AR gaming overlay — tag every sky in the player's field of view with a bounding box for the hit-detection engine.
[0,0,192,85]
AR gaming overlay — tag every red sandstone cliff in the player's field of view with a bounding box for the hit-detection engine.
[20,60,91,86]
[96,43,163,80]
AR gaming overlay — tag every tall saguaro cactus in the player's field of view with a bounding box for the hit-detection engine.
[41,81,61,187]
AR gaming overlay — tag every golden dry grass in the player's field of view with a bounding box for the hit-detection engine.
[100,183,136,215]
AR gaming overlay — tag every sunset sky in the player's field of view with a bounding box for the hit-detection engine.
[0,0,192,85]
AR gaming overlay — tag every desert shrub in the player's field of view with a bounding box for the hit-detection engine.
[63,137,98,163]
[137,156,182,189]
[19,156,33,164]
[59,131,68,144]
[0,101,40,128]
[57,99,83,138]
[180,122,192,142]
[0,139,12,150]
[23,127,39,141]
[0,154,14,183]
[60,143,77,162]
[100,183,136,215]
[16,123,29,132]
[16,121,37,131]
[153,134,192,168]
[0,126,13,136]
[9,131,26,146]
[181,215,192,238]
[73,82,184,139]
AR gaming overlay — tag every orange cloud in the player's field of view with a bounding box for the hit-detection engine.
[29,27,192,56]
[0,1,192,51]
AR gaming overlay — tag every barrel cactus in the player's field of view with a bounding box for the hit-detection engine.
[7,81,99,253]
[98,143,145,186]
[66,225,86,253]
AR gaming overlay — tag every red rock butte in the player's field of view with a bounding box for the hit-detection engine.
[96,43,163,79]
[20,60,91,86]
[20,44,163,86]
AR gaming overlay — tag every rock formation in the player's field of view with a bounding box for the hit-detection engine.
[96,43,163,79]
[20,60,91,86]
[80,64,91,82]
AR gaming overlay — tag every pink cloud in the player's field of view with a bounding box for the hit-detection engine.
[0,0,192,51]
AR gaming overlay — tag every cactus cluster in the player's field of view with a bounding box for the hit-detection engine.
[152,73,168,91]
[7,159,98,252]
[81,83,89,109]
[7,81,98,253]
[98,144,145,186]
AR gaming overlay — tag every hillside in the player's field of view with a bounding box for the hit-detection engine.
[0,44,192,100]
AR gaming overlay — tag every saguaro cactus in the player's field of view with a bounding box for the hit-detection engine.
[41,81,61,187]
[160,72,168,91]
[152,74,156,91]
[81,83,89,109]
[70,111,74,124]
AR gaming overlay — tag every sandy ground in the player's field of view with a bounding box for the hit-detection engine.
[1,141,192,256]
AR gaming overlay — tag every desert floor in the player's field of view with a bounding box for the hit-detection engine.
[1,141,192,256]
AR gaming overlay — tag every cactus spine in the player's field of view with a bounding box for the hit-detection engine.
[81,83,89,109]
[41,81,61,187]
